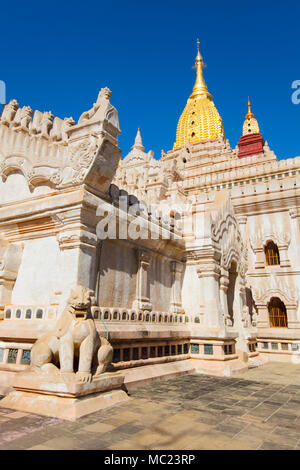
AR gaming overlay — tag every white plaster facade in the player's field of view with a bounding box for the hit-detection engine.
[0,84,299,394]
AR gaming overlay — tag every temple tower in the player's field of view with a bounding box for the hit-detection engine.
[174,40,225,148]
[237,99,265,158]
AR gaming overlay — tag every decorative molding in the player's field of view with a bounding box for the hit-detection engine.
[250,230,291,251]
[0,89,121,193]
[252,275,298,307]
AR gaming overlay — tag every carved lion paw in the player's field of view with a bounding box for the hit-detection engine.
[41,363,60,376]
[75,371,92,383]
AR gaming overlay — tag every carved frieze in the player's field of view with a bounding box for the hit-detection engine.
[0,90,121,194]
[250,230,291,252]
[252,275,298,307]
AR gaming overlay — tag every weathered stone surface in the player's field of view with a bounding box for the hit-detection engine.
[0,371,129,420]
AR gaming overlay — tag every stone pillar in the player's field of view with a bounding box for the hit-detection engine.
[255,303,269,328]
[252,247,265,270]
[237,215,247,239]
[197,263,223,327]
[286,303,300,329]
[250,234,265,269]
[237,276,249,329]
[289,209,300,265]
[132,249,152,312]
[289,208,300,233]
[0,244,23,318]
[170,261,184,314]
[219,268,230,326]
[56,209,99,308]
[277,241,291,268]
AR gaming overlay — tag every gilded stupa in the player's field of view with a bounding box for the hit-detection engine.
[174,41,225,148]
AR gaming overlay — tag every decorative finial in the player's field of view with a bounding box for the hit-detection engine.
[191,40,210,99]
[131,127,145,151]
[195,38,202,62]
[243,97,260,135]
[246,97,254,119]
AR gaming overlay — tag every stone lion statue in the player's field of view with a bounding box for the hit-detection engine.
[50,116,75,142]
[31,285,113,383]
[1,99,19,126]
[13,106,33,130]
[78,87,112,122]
[39,111,54,137]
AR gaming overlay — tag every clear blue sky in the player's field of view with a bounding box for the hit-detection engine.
[1,0,299,160]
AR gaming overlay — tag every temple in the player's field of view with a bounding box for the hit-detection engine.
[0,43,299,405]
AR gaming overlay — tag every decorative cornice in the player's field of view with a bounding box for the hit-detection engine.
[57,229,98,251]
[250,230,291,252]
[0,89,121,194]
[252,275,298,306]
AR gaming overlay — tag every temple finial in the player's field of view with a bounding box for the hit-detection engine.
[131,127,145,151]
[246,97,254,119]
[243,98,260,135]
[191,40,211,99]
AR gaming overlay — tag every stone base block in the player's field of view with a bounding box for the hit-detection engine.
[123,359,196,389]
[190,357,250,377]
[0,371,130,421]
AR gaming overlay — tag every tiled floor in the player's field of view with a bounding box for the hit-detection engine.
[0,362,300,450]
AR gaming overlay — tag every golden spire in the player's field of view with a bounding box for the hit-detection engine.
[174,41,225,148]
[245,97,254,119]
[191,39,212,100]
[243,98,260,135]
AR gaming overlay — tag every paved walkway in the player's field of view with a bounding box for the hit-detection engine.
[0,362,300,450]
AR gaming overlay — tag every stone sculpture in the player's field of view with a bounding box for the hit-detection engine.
[13,106,33,131]
[31,285,113,383]
[1,99,19,125]
[78,87,112,122]
[39,111,54,137]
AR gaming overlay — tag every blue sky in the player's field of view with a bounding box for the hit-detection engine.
[1,0,299,160]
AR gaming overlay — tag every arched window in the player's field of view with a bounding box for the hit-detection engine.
[36,309,43,319]
[265,241,280,266]
[268,297,288,328]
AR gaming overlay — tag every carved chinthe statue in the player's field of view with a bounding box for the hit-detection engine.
[0,99,19,126]
[31,285,113,383]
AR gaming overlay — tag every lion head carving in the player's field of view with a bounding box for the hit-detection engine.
[68,285,93,314]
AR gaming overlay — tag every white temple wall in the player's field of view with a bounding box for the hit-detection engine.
[97,242,178,313]
[11,236,62,306]
[149,256,172,312]
[0,173,31,204]
[0,173,53,205]
[246,210,294,270]
[97,240,137,308]
[181,264,202,318]
[289,211,300,267]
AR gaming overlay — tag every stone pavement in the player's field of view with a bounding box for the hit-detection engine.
[0,362,300,450]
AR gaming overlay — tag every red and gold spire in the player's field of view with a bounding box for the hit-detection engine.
[242,98,260,135]
[238,98,264,158]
